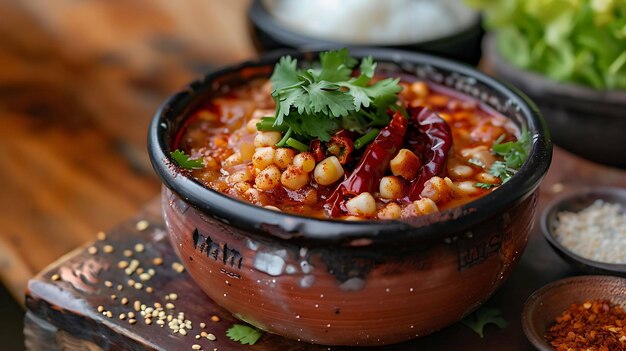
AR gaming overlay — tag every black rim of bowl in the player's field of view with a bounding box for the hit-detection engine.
[541,187,626,273]
[248,0,482,48]
[521,275,626,351]
[148,47,552,243]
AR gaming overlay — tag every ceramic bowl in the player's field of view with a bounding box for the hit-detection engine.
[247,0,484,65]
[522,275,626,351]
[485,36,626,169]
[148,48,552,346]
[541,187,626,277]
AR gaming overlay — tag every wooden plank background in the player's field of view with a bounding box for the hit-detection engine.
[0,0,255,303]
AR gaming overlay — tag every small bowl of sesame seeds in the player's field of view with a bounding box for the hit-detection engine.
[541,186,626,276]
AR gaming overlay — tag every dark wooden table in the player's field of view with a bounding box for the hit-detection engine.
[24,148,626,350]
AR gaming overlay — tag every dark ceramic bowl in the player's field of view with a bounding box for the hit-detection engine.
[522,275,626,351]
[248,0,484,65]
[148,48,552,346]
[485,36,626,169]
[541,187,626,277]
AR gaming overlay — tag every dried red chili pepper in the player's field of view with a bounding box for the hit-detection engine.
[327,130,355,164]
[325,111,408,216]
[310,139,325,162]
[405,106,452,201]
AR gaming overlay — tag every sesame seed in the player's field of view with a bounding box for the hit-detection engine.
[146,287,153,293]
[210,316,220,322]
[139,273,151,281]
[195,335,201,339]
[166,303,175,309]
[172,262,185,273]
[117,284,124,291]
[104,281,113,288]
[103,245,114,254]
[105,311,113,318]
[207,333,216,341]
[123,249,133,257]
[119,313,126,320]
[96,232,107,241]
[88,246,98,255]
[134,243,145,253]
[145,318,152,325]
[179,329,187,336]
[134,282,143,290]
[110,294,117,300]
[128,312,135,318]
[148,268,156,276]
[121,297,128,305]
[134,301,141,311]
[129,319,136,324]
[128,279,136,286]
[118,260,129,269]
[200,322,206,328]
[168,293,178,301]
[97,306,104,313]
[136,220,149,231]
[192,345,201,350]
[201,332,207,337]
[51,274,60,281]
[152,257,163,266]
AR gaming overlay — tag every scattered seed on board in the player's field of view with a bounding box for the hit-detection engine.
[103,245,114,254]
[104,281,113,288]
[172,262,185,273]
[210,315,220,322]
[121,297,128,305]
[135,243,145,253]
[129,319,137,324]
[200,322,206,328]
[139,273,151,281]
[105,311,113,318]
[51,274,60,281]
[192,345,201,350]
[117,284,124,291]
[136,220,149,231]
[152,257,163,266]
[207,333,216,341]
[119,313,126,320]
[146,287,153,293]
[110,294,117,300]
[97,306,104,313]
[168,293,178,301]
[88,246,98,255]
[96,231,107,241]
[118,260,129,269]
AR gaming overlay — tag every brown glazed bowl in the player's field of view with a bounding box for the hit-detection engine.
[148,48,552,346]
[522,275,626,351]
[541,187,626,276]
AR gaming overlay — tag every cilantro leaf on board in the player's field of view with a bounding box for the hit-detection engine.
[269,49,403,142]
[226,324,263,345]
[462,307,508,338]
[170,149,204,170]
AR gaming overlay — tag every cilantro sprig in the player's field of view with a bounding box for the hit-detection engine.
[266,49,402,142]
[487,127,531,183]
[170,149,204,170]
[462,307,508,338]
[226,323,263,345]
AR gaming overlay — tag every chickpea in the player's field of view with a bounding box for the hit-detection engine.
[390,149,421,180]
[274,148,296,169]
[345,192,377,217]
[448,164,474,179]
[255,165,281,190]
[414,198,439,215]
[460,146,496,169]
[252,147,275,170]
[454,181,482,196]
[222,152,241,168]
[293,152,316,172]
[233,182,251,194]
[280,165,309,190]
[254,131,282,147]
[476,172,500,184]
[420,176,453,203]
[246,118,260,133]
[228,169,253,183]
[314,156,344,186]
[379,176,404,200]
[377,202,402,220]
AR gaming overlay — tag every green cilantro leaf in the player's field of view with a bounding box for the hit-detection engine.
[170,149,204,170]
[488,127,531,183]
[226,324,263,345]
[461,307,508,338]
[475,182,497,189]
[269,49,402,144]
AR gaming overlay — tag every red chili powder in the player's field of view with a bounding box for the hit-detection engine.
[546,300,626,351]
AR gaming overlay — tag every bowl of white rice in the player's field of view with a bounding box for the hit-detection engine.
[248,0,484,65]
[541,187,626,276]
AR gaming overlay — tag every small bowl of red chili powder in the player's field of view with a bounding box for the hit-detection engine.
[522,275,626,351]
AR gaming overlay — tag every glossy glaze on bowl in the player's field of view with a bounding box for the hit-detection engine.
[522,276,626,351]
[149,49,552,346]
[541,187,626,276]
